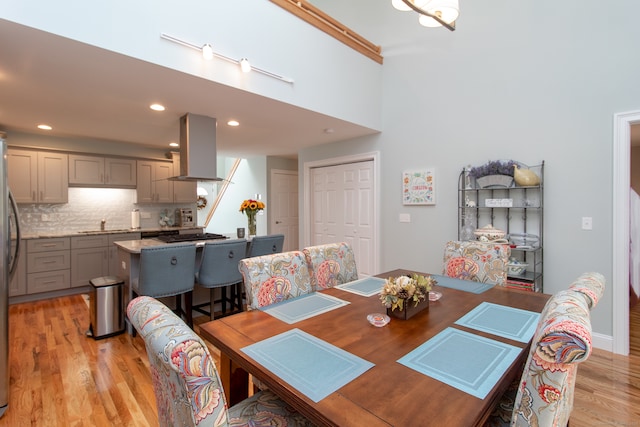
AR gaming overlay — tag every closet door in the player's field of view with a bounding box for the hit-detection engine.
[310,160,375,277]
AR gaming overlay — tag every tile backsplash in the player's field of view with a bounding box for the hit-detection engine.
[17,188,193,234]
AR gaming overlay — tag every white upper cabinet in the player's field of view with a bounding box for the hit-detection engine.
[8,149,68,204]
[69,154,136,187]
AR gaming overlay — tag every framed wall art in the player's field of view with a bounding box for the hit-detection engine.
[403,169,436,205]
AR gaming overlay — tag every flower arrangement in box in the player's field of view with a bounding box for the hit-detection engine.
[239,199,265,236]
[380,273,437,319]
[468,160,517,188]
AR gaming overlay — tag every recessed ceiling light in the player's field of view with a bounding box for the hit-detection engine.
[150,103,165,111]
[169,142,179,148]
[37,124,52,130]
[227,120,240,127]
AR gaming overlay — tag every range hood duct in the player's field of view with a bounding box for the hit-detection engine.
[168,113,223,182]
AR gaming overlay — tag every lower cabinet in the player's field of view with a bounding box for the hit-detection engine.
[9,247,26,297]
[71,233,141,288]
[26,238,71,294]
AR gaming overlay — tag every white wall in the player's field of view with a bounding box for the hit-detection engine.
[0,0,382,132]
[300,0,640,340]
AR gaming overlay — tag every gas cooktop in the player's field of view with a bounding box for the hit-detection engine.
[156,233,227,243]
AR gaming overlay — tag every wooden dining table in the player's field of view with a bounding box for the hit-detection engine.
[198,269,550,427]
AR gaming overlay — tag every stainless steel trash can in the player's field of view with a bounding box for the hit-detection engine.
[88,276,125,339]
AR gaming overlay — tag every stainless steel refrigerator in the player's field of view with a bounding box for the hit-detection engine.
[0,132,21,418]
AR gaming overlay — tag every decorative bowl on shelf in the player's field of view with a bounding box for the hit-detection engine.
[507,262,528,275]
[474,224,506,241]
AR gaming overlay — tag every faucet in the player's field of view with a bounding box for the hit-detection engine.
[101,219,106,231]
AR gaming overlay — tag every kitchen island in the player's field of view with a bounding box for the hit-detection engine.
[115,234,236,334]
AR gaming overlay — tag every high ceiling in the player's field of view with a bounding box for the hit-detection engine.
[0,19,378,159]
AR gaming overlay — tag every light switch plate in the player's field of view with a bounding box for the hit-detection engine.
[399,213,411,223]
[582,217,593,230]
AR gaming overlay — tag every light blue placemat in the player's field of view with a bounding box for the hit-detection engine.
[261,292,349,324]
[335,276,386,297]
[431,274,494,294]
[455,302,540,343]
[242,328,375,402]
[397,327,520,399]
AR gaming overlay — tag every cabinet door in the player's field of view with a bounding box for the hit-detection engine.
[69,154,105,185]
[71,247,109,288]
[136,161,155,203]
[173,180,196,203]
[105,158,136,187]
[38,152,68,203]
[7,149,38,203]
[154,162,173,203]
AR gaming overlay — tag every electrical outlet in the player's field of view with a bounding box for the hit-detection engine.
[581,217,593,230]
[399,213,411,223]
[140,212,151,219]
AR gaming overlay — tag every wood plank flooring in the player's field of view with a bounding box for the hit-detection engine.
[1,294,639,426]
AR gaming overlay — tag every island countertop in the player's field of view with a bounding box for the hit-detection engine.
[114,234,236,254]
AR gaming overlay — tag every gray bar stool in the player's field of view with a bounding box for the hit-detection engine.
[132,243,197,327]
[194,239,247,320]
[247,234,285,257]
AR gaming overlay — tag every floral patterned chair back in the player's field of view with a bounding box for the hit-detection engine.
[442,240,511,286]
[485,272,606,427]
[302,242,359,290]
[126,296,314,427]
[239,251,314,310]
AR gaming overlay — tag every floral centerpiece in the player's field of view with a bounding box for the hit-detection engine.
[468,160,517,188]
[239,199,265,236]
[380,273,437,320]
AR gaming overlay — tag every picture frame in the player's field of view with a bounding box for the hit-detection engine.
[403,169,435,205]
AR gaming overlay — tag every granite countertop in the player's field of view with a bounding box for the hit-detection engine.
[20,226,204,240]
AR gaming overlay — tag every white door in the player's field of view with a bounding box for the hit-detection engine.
[271,170,299,251]
[309,160,376,277]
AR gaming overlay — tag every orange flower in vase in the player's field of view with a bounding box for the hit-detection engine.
[239,199,265,236]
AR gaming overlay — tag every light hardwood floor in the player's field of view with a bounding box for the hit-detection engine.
[1,294,639,426]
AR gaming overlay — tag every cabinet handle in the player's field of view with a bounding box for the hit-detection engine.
[41,280,57,285]
[40,243,58,248]
[101,173,105,183]
[32,191,36,201]
[42,260,57,264]
[40,191,43,201]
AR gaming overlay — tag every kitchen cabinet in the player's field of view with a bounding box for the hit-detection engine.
[68,154,137,187]
[137,160,173,203]
[170,153,197,203]
[8,149,68,204]
[70,232,141,288]
[458,162,544,292]
[26,238,71,294]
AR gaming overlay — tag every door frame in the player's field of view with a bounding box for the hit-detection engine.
[270,168,298,252]
[303,151,380,275]
[613,110,640,355]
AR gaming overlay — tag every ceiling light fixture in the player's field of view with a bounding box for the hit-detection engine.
[239,58,251,73]
[227,120,240,127]
[169,142,179,148]
[160,33,294,84]
[150,103,166,111]
[37,124,52,130]
[392,0,459,31]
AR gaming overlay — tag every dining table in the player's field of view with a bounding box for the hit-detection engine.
[198,268,550,427]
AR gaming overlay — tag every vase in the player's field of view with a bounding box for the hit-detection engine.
[387,298,429,320]
[247,212,257,236]
[475,175,513,189]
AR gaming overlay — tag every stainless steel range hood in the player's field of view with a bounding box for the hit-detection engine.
[168,113,223,182]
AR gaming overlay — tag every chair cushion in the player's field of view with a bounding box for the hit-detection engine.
[303,242,358,290]
[239,251,313,310]
[442,240,510,286]
[229,389,315,427]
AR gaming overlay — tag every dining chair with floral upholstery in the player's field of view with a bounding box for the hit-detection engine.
[442,240,511,286]
[126,295,315,427]
[484,272,605,427]
[239,250,314,310]
[302,242,359,290]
